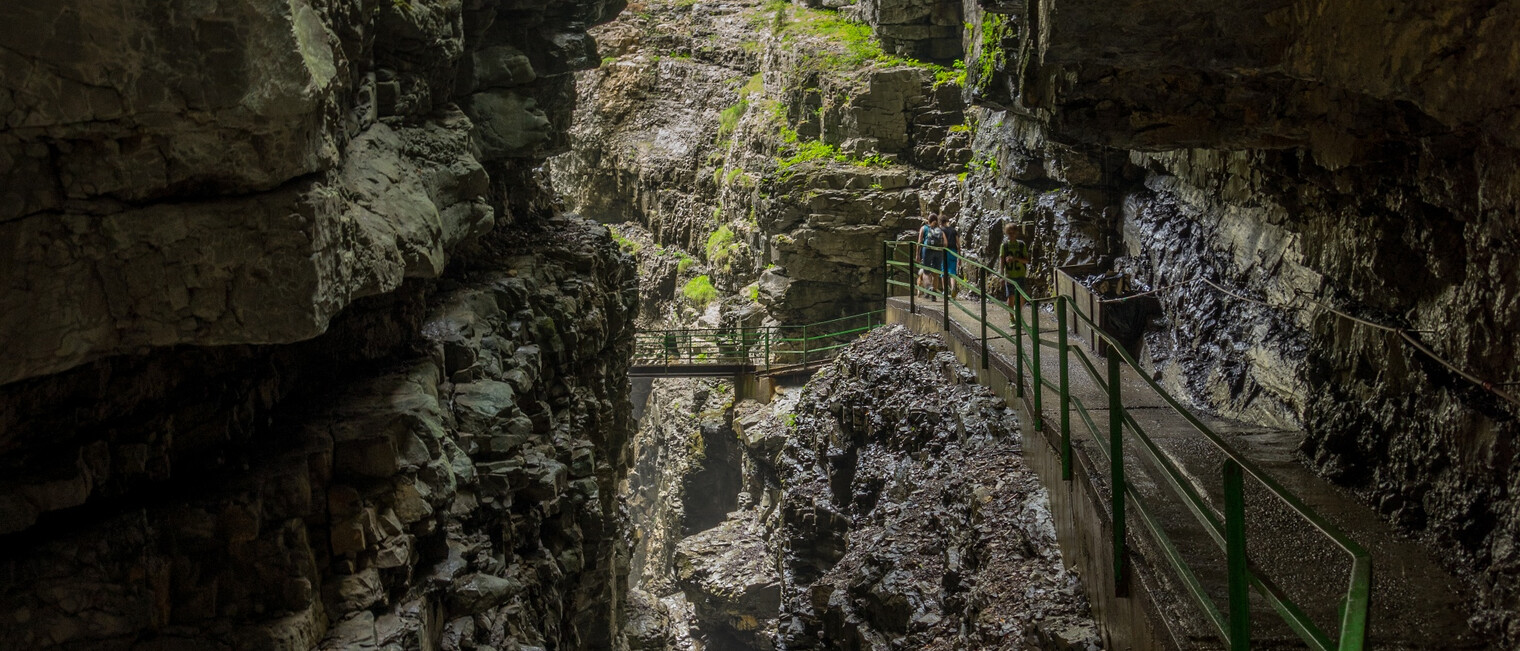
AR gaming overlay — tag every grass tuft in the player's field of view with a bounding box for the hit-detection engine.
[682,275,719,306]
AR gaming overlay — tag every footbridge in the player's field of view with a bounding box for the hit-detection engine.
[882,240,1481,650]
[630,311,884,379]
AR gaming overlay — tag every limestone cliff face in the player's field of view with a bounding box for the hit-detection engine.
[551,0,970,330]
[956,0,1520,640]
[0,0,639,649]
[0,0,619,385]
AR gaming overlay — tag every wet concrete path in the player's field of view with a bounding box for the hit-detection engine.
[889,296,1484,650]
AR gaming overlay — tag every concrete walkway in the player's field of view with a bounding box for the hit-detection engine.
[889,295,1484,650]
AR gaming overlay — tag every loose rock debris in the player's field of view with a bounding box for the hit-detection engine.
[772,325,1100,650]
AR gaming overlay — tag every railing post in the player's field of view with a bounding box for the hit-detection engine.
[978,267,988,370]
[1030,300,1042,429]
[1109,349,1128,596]
[882,242,889,300]
[908,244,917,315]
[802,324,809,367]
[1014,300,1025,399]
[941,255,950,332]
[764,327,771,371]
[1058,297,1071,480]
[1224,459,1250,650]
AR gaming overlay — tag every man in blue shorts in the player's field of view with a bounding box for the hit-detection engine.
[918,215,946,300]
[942,215,961,299]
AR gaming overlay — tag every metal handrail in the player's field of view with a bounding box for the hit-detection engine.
[884,239,1370,651]
[631,310,885,371]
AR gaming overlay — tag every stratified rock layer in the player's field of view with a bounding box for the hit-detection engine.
[552,0,970,330]
[0,217,637,649]
[953,1,1520,639]
[0,0,622,385]
[0,0,638,648]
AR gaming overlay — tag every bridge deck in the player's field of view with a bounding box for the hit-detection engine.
[629,363,756,378]
[890,295,1484,650]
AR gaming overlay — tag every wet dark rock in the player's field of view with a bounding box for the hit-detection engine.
[675,512,782,650]
[0,214,639,649]
[625,379,745,599]
[626,588,681,651]
[950,3,1520,640]
[774,325,1098,649]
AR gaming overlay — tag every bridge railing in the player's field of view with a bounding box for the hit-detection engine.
[885,240,1371,651]
[632,310,885,371]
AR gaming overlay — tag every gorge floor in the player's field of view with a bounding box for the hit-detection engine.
[621,327,1099,650]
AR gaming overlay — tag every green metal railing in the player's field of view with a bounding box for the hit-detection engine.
[884,240,1371,651]
[632,310,885,371]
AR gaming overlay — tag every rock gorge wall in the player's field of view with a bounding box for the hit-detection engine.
[555,0,1520,643]
[552,0,971,330]
[0,0,640,649]
[619,330,1097,650]
[954,0,1520,640]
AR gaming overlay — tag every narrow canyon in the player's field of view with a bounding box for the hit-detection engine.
[1,0,1517,650]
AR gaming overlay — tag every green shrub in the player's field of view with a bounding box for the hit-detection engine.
[682,275,719,306]
[677,254,696,274]
[718,101,748,140]
[706,225,736,263]
[934,59,967,88]
[975,14,1010,93]
[777,140,891,175]
[968,154,1000,175]
[748,285,761,302]
[608,225,641,254]
[777,140,840,172]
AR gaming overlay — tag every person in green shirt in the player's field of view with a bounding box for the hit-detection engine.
[999,222,1030,315]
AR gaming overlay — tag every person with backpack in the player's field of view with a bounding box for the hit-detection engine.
[941,215,961,299]
[663,331,680,362]
[999,221,1031,319]
[918,214,946,300]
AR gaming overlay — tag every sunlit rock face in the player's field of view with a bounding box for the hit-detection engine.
[0,0,641,648]
[551,0,972,332]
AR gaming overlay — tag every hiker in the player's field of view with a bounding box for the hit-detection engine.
[918,215,946,300]
[663,331,679,362]
[999,222,1030,318]
[941,215,961,299]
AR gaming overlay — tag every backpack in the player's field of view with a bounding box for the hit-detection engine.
[923,226,945,248]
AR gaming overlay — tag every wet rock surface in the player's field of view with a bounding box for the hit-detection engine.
[625,379,743,597]
[955,2,1520,641]
[676,512,781,650]
[0,0,624,385]
[0,0,641,647]
[0,217,638,650]
[775,325,1098,649]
